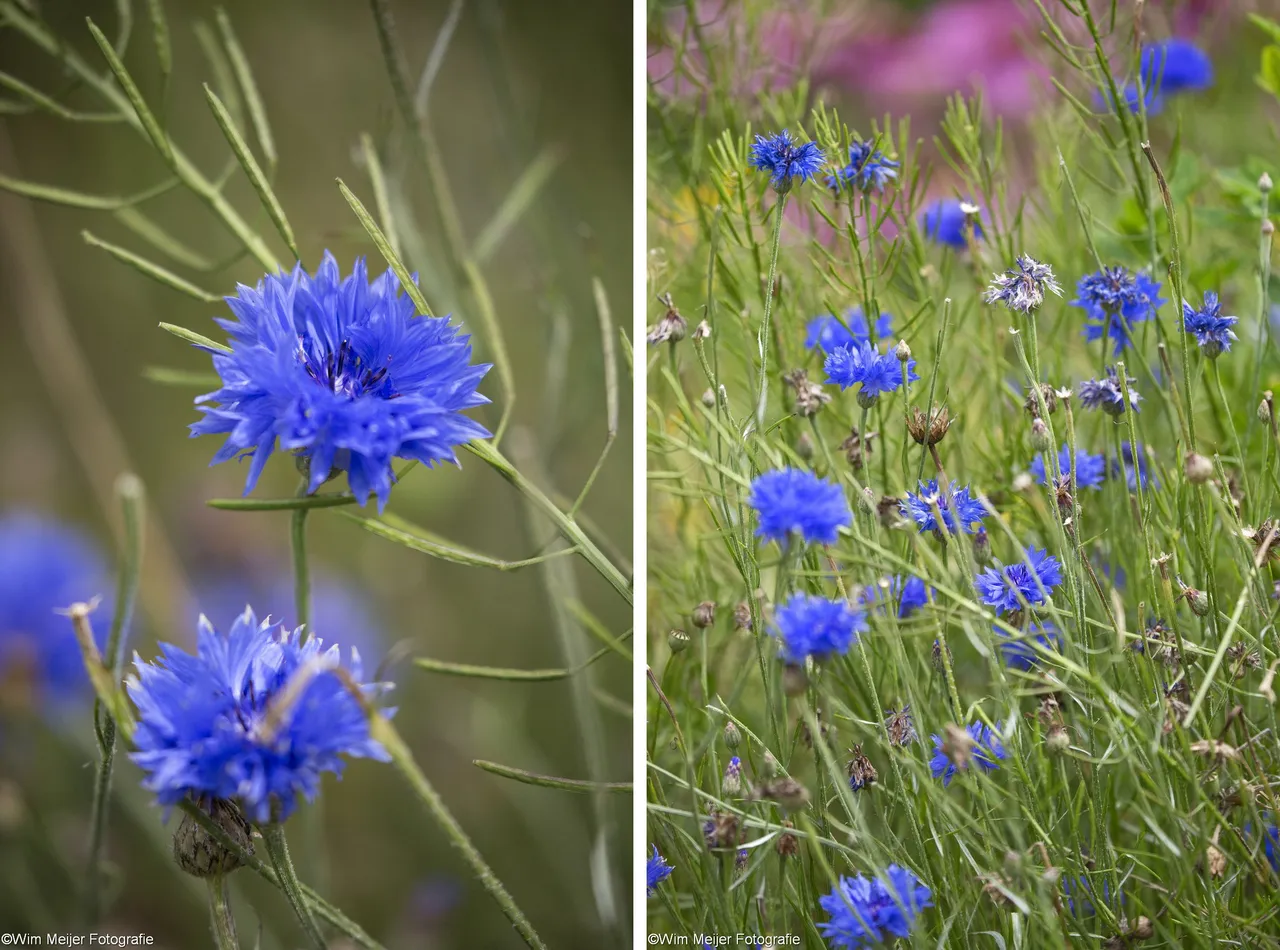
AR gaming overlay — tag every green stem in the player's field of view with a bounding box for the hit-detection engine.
[261,821,326,950]
[756,191,788,427]
[207,873,241,950]
[291,506,311,636]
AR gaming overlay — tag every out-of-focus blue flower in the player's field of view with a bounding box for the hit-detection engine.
[0,511,111,709]
[805,310,893,353]
[1182,291,1238,357]
[772,593,866,663]
[817,865,932,948]
[1102,39,1212,115]
[983,256,1063,314]
[1063,876,1121,918]
[1116,442,1156,491]
[748,469,851,546]
[826,140,899,193]
[921,199,981,248]
[128,607,391,824]
[189,569,387,675]
[1073,268,1164,354]
[1247,816,1278,871]
[861,575,931,619]
[997,622,1062,670]
[975,547,1062,614]
[900,480,987,535]
[1030,444,1107,490]
[749,130,825,190]
[929,721,1006,785]
[1078,367,1141,416]
[825,341,918,403]
[191,252,491,511]
[646,845,674,895]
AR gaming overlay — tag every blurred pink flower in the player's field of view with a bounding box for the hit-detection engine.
[815,0,1048,116]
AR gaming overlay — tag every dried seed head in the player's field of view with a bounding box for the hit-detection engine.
[1037,694,1062,727]
[1243,519,1280,563]
[1190,738,1241,764]
[733,601,753,631]
[723,720,741,750]
[1045,722,1070,755]
[173,798,253,878]
[1206,844,1227,878]
[647,293,687,344]
[840,427,877,469]
[755,776,810,811]
[906,406,953,446]
[702,809,740,849]
[1226,642,1261,678]
[783,368,831,417]
[884,705,919,747]
[801,710,832,749]
[693,320,712,340]
[668,629,690,654]
[776,820,799,857]
[1184,452,1214,484]
[941,722,976,771]
[1023,382,1059,416]
[877,494,904,528]
[846,744,878,791]
[692,601,717,629]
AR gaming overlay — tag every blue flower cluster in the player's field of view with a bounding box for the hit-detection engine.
[805,310,894,353]
[1078,367,1141,416]
[826,140,899,194]
[1072,267,1164,354]
[975,547,1062,614]
[748,469,851,546]
[997,622,1062,671]
[824,341,918,404]
[772,593,866,663]
[920,199,981,248]
[192,253,491,511]
[929,721,1006,785]
[900,480,987,535]
[1182,291,1238,357]
[128,607,391,824]
[817,865,932,948]
[0,511,111,708]
[749,130,825,190]
[1030,444,1106,490]
[646,846,674,895]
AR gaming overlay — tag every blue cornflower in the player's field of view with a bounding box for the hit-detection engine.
[749,130,825,191]
[1030,444,1107,490]
[1247,816,1279,872]
[191,252,492,511]
[1063,876,1121,918]
[749,469,851,546]
[190,569,387,675]
[975,547,1063,615]
[824,341,919,405]
[1102,39,1212,115]
[1073,267,1164,354]
[0,512,111,709]
[817,865,932,948]
[805,310,894,353]
[900,479,988,535]
[128,607,391,824]
[997,622,1062,671]
[1116,442,1156,491]
[772,593,867,663]
[861,575,931,619]
[1077,367,1141,416]
[826,140,900,193]
[929,721,1006,785]
[1182,291,1238,357]
[921,199,981,248]
[646,845,674,895]
[983,256,1063,314]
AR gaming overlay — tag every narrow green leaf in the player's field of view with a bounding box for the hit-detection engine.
[1250,13,1280,44]
[215,7,277,169]
[206,493,354,511]
[203,84,297,260]
[336,178,435,317]
[414,643,613,681]
[472,760,631,794]
[1259,44,1280,99]
[359,132,400,259]
[0,71,122,122]
[144,0,171,85]
[0,170,175,210]
[86,18,173,165]
[83,230,222,302]
[114,206,215,270]
[473,146,564,263]
[193,19,244,131]
[142,366,221,387]
[342,509,578,571]
[159,322,231,353]
[564,599,632,662]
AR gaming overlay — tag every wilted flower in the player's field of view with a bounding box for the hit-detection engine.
[905,406,952,446]
[983,256,1063,314]
[782,369,831,416]
[748,469,851,546]
[975,548,1063,614]
[839,427,877,469]
[818,866,932,948]
[128,608,390,824]
[846,744,878,791]
[646,293,688,345]
[1077,367,1141,416]
[884,706,918,747]
[772,593,867,663]
[749,130,825,191]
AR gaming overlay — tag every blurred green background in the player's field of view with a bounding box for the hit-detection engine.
[0,0,631,946]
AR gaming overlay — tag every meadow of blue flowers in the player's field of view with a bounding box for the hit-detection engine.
[0,1,630,946]
[648,1,1280,947]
